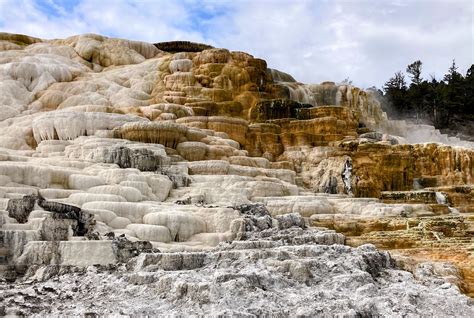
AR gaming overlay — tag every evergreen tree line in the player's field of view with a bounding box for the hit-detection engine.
[372,60,474,130]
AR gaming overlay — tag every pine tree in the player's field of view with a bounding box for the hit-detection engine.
[383,71,408,116]
[443,59,465,118]
[443,59,460,82]
[464,65,474,115]
[406,60,423,85]
[384,71,407,91]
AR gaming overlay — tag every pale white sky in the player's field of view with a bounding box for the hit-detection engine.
[0,0,472,88]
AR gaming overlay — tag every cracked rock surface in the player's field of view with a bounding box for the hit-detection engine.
[1,237,473,316]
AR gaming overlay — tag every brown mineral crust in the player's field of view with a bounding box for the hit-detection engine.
[394,248,474,298]
[312,213,474,297]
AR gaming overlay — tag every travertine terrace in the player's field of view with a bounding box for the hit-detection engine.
[0,33,472,315]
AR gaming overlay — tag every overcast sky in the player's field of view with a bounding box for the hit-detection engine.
[0,0,472,88]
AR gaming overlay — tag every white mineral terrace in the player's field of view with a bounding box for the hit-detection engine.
[0,33,472,316]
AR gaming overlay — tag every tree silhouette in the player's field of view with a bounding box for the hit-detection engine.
[406,60,423,85]
[380,60,473,134]
[383,71,408,116]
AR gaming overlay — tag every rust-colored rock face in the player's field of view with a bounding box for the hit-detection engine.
[0,33,473,304]
[312,213,474,296]
[347,143,473,198]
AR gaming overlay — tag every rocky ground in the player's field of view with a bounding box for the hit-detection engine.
[2,227,473,316]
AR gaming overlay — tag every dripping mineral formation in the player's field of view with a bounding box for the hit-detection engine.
[0,33,473,316]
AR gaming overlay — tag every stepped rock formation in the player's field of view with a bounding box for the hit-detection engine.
[0,33,473,315]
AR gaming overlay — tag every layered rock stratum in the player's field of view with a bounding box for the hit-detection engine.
[0,33,473,316]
